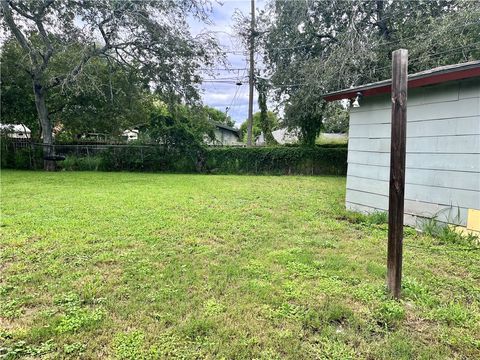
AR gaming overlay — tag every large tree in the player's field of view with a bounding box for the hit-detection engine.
[259,0,480,145]
[1,0,219,169]
[1,37,151,140]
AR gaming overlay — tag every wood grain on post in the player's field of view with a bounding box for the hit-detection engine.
[387,49,408,299]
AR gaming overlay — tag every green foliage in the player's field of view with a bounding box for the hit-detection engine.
[1,142,347,175]
[375,301,406,330]
[418,212,479,247]
[1,339,56,359]
[113,331,145,360]
[0,38,150,140]
[98,145,179,172]
[205,146,347,175]
[257,78,278,145]
[323,103,350,134]
[204,106,235,127]
[338,210,388,226]
[53,293,104,334]
[259,0,480,142]
[285,90,326,146]
[0,39,39,136]
[429,302,478,327]
[1,171,480,358]
[0,139,43,170]
[61,156,102,171]
[240,111,279,142]
[63,342,86,355]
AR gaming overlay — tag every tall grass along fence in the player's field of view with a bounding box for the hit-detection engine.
[1,139,347,175]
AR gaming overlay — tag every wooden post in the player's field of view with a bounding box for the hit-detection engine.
[387,49,408,299]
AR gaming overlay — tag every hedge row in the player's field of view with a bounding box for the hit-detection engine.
[1,143,347,176]
[205,147,347,175]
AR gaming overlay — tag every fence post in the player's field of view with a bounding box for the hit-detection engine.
[387,49,408,299]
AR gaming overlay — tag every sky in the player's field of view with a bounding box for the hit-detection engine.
[189,0,267,128]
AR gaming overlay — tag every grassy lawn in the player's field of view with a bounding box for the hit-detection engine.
[1,171,479,359]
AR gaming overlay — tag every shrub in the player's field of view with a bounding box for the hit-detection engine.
[205,146,347,175]
[61,156,101,171]
[2,142,348,176]
[1,139,43,169]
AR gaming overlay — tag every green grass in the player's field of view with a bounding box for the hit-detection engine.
[1,170,479,359]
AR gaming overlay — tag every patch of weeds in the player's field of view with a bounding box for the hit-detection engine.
[305,337,356,359]
[366,211,388,225]
[366,261,386,279]
[268,302,307,321]
[53,292,104,334]
[429,302,476,327]
[181,317,214,340]
[374,300,405,330]
[63,342,86,355]
[56,307,104,334]
[302,300,352,332]
[0,299,22,319]
[204,298,226,316]
[269,247,314,266]
[316,277,346,296]
[402,277,436,307]
[320,254,350,271]
[338,210,387,226]
[282,280,303,300]
[0,284,16,296]
[285,261,318,278]
[418,212,480,247]
[439,327,480,355]
[1,339,56,358]
[375,332,415,359]
[318,239,339,249]
[149,332,203,359]
[243,260,272,281]
[321,300,353,324]
[353,284,386,303]
[80,279,104,304]
[113,331,145,360]
[54,292,81,307]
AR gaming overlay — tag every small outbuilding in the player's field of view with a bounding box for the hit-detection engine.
[209,123,242,146]
[0,123,31,139]
[324,61,480,233]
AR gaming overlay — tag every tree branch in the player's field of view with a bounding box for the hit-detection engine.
[1,0,39,67]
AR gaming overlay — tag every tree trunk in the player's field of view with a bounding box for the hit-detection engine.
[33,79,56,171]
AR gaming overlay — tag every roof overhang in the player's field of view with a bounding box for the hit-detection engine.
[323,60,480,101]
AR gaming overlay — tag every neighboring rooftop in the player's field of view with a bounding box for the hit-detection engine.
[324,60,480,101]
[214,122,240,135]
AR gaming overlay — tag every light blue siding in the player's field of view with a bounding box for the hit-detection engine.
[346,78,480,226]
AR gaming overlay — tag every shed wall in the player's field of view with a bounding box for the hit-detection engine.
[346,78,480,226]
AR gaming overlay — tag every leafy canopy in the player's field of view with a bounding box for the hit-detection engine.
[259,0,480,145]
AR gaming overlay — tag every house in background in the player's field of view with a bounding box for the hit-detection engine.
[208,123,242,146]
[256,128,299,145]
[324,61,480,234]
[122,129,139,142]
[0,124,31,139]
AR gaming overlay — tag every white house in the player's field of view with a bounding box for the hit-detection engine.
[208,123,242,146]
[122,129,139,142]
[324,61,480,233]
[0,124,31,139]
[256,128,299,145]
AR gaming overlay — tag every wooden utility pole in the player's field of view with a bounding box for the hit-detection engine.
[387,49,408,299]
[246,0,255,147]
